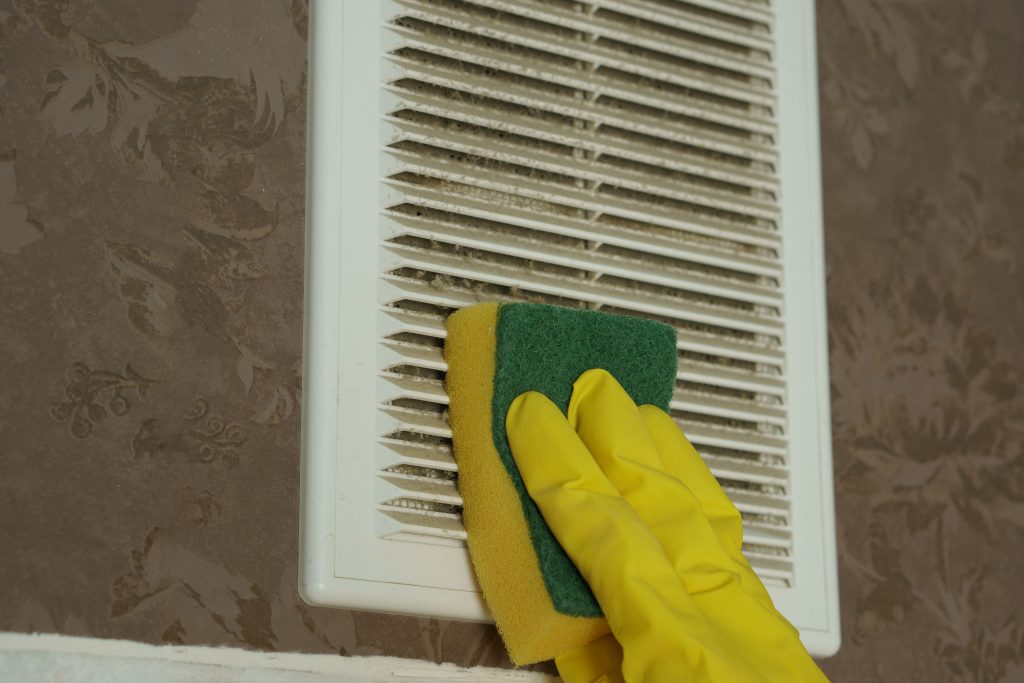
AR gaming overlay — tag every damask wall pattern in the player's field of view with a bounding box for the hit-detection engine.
[1,1,1022,680]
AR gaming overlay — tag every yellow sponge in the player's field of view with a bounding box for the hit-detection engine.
[444,302,678,664]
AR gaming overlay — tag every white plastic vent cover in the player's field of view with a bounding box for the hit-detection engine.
[301,0,840,656]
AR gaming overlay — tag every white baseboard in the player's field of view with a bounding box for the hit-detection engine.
[0,632,557,683]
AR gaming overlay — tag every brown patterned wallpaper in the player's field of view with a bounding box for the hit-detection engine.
[1,0,1022,680]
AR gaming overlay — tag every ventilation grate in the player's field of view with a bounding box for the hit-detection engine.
[374,0,794,586]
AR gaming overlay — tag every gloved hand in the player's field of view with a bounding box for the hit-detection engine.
[506,369,828,683]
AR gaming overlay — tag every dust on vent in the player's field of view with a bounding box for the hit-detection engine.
[301,0,840,656]
[377,0,794,586]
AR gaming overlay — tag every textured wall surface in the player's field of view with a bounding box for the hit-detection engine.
[1,1,1022,680]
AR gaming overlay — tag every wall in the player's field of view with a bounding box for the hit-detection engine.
[1,0,1022,680]
[817,1,1024,680]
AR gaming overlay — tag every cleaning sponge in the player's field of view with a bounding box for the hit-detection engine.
[444,302,678,664]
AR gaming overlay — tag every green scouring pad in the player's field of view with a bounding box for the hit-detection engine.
[444,302,678,664]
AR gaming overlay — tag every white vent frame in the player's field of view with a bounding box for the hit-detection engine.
[300,0,840,657]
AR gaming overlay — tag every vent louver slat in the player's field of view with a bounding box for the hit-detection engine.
[464,0,776,80]
[384,148,778,242]
[383,244,783,334]
[382,185,782,274]
[387,118,778,211]
[591,0,774,51]
[383,86,779,163]
[387,54,777,144]
[376,0,795,584]
[378,299,786,368]
[383,214,782,306]
[392,0,776,99]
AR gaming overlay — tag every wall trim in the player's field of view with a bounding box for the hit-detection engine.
[0,632,557,682]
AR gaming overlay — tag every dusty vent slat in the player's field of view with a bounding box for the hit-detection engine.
[386,115,777,193]
[393,0,775,99]
[376,294,786,397]
[377,328,789,398]
[677,360,784,397]
[381,274,486,311]
[378,307,451,340]
[383,244,783,335]
[384,149,780,233]
[380,405,452,438]
[682,0,774,24]
[375,0,794,584]
[378,438,457,471]
[386,22,768,110]
[671,387,786,426]
[455,0,775,82]
[383,214,781,307]
[383,184,782,274]
[384,86,779,164]
[379,507,468,545]
[385,149,778,234]
[379,471,462,506]
[591,0,773,51]
[386,54,776,138]
[682,422,787,458]
[378,301,786,368]
[386,116,778,206]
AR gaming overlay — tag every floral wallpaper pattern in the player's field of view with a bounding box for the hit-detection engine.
[1,0,1022,680]
[819,1,1024,680]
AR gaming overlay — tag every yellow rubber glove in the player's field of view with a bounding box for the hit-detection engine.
[506,369,828,683]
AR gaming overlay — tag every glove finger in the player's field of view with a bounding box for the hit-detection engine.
[506,391,757,682]
[563,376,827,682]
[555,634,624,683]
[567,369,746,597]
[565,369,670,499]
[631,412,829,682]
[639,404,774,610]
[637,405,742,545]
[506,390,678,609]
